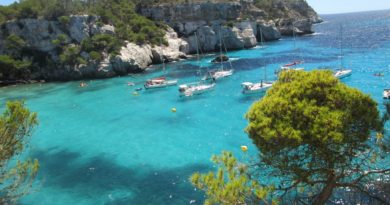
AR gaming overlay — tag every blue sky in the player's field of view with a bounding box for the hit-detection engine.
[0,0,15,6]
[0,0,389,14]
[306,0,390,14]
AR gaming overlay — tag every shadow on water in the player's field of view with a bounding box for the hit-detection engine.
[30,149,210,205]
[238,94,265,104]
[0,83,72,102]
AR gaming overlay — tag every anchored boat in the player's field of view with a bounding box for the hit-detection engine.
[204,27,234,80]
[242,27,275,95]
[179,32,215,97]
[144,43,178,89]
[333,25,352,79]
[241,81,273,94]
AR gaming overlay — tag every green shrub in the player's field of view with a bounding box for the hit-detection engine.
[81,34,121,54]
[58,16,70,25]
[52,34,68,46]
[76,57,87,65]
[89,51,102,61]
[0,55,31,79]
[5,34,26,57]
[0,0,168,46]
[59,44,81,65]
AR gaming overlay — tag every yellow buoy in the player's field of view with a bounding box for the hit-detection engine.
[171,107,177,113]
[241,145,248,152]
[132,91,139,96]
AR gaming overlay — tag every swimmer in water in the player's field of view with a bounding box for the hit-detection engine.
[80,82,88,87]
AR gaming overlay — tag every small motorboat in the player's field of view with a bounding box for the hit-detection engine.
[383,89,390,100]
[374,73,384,77]
[334,69,352,79]
[275,61,304,75]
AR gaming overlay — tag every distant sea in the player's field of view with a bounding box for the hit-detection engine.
[1,10,390,205]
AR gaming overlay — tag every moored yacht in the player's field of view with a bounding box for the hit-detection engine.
[179,82,216,97]
[333,25,352,79]
[241,81,273,94]
[334,69,352,79]
[144,42,178,89]
[144,77,178,89]
[179,31,216,98]
[241,27,274,95]
[205,28,234,80]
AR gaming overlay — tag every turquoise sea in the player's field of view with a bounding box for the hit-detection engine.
[1,10,390,205]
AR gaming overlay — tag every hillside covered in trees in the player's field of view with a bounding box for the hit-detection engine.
[0,0,321,84]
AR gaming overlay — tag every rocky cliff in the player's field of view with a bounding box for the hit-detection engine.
[0,16,188,82]
[0,0,321,84]
[139,0,322,53]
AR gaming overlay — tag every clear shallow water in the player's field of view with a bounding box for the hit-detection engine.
[1,10,390,205]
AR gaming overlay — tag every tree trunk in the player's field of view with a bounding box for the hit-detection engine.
[313,173,338,205]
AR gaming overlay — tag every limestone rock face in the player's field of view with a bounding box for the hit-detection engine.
[152,27,188,63]
[0,0,322,83]
[112,43,154,74]
[139,2,259,53]
[258,21,281,41]
[3,19,65,52]
[0,17,186,81]
[234,21,258,48]
[182,21,258,54]
[277,19,314,36]
[139,2,241,23]
[68,15,93,43]
[268,0,322,36]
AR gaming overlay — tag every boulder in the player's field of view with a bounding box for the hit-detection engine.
[211,54,229,63]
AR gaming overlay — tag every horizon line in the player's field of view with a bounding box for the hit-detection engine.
[317,8,390,15]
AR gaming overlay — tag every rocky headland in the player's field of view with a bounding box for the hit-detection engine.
[0,0,322,84]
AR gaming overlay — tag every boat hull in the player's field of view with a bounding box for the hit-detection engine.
[334,70,352,79]
[144,80,178,89]
[179,83,216,97]
[241,82,273,95]
[203,69,234,80]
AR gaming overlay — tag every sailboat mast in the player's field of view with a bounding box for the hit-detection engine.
[194,31,202,78]
[293,20,297,56]
[340,24,344,69]
[160,39,166,76]
[259,26,264,48]
[219,27,224,71]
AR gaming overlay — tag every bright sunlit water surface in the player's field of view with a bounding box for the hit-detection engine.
[1,10,390,205]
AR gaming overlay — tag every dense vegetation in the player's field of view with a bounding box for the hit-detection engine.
[0,101,39,204]
[193,70,390,204]
[0,0,168,81]
[0,0,166,45]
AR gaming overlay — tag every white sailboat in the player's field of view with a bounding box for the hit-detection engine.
[334,25,352,79]
[144,44,178,89]
[242,27,274,95]
[179,32,215,97]
[204,28,234,81]
[277,21,305,74]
